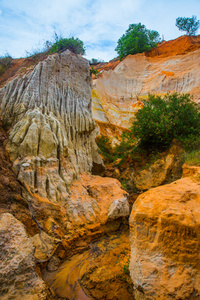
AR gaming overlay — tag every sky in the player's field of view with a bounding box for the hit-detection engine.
[0,0,200,62]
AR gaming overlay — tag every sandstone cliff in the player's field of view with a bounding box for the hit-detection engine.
[92,35,200,128]
[1,36,200,300]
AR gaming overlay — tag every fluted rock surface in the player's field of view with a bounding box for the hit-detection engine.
[0,50,129,263]
[0,50,104,203]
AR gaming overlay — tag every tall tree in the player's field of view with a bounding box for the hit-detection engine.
[176,16,200,35]
[115,23,160,59]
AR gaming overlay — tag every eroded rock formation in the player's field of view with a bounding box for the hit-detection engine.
[129,167,200,299]
[0,50,104,203]
[0,50,129,273]
[92,35,200,128]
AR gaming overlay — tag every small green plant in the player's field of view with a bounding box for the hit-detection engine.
[90,67,100,76]
[96,135,114,163]
[183,149,200,166]
[0,53,12,76]
[122,258,130,275]
[176,16,200,35]
[121,180,129,191]
[20,67,28,73]
[114,131,142,166]
[141,151,160,170]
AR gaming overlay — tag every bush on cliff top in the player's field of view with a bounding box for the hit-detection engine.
[26,33,85,58]
[115,23,160,59]
[49,35,85,55]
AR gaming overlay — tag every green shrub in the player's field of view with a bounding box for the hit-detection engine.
[90,67,100,76]
[132,93,200,150]
[49,36,85,55]
[113,132,143,165]
[25,33,85,58]
[122,257,130,275]
[115,23,160,59]
[183,149,200,166]
[96,135,114,163]
[0,54,12,75]
[97,93,200,171]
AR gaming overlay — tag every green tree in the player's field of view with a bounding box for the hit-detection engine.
[131,93,200,150]
[115,23,160,59]
[50,36,85,55]
[176,16,200,35]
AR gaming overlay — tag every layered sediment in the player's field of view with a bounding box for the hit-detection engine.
[92,35,200,128]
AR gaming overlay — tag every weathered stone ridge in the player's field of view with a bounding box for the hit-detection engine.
[0,50,104,203]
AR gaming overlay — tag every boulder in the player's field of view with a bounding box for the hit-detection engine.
[63,173,129,231]
[0,213,53,299]
[129,175,200,299]
[133,144,183,190]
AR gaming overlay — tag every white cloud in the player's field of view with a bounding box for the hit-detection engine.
[0,0,199,60]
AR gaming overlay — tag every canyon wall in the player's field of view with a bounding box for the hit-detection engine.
[92,35,200,128]
[0,50,130,299]
[1,36,200,299]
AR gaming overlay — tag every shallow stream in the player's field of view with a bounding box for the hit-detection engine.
[44,232,134,300]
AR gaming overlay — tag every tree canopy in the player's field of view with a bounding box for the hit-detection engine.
[176,16,200,35]
[115,23,160,59]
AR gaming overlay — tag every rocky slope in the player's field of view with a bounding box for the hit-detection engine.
[92,35,200,128]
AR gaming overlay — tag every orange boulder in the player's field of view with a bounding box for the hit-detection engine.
[129,175,200,299]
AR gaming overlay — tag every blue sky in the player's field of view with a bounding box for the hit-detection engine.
[0,0,199,61]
